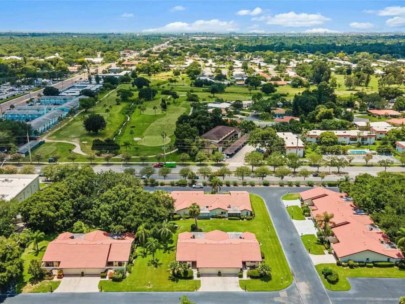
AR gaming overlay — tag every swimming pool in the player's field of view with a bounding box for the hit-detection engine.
[348,149,370,155]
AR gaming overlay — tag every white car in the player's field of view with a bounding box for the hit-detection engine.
[192,183,203,189]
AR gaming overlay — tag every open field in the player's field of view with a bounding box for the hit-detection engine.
[100,194,292,292]
[315,263,405,291]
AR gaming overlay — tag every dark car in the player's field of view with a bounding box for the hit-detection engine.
[153,162,164,168]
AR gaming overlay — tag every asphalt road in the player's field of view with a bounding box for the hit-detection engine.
[2,187,403,304]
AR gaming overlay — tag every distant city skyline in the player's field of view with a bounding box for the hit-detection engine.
[1,0,405,33]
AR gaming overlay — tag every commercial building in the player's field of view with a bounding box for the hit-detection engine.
[176,230,262,275]
[0,174,40,202]
[305,130,376,145]
[42,230,134,276]
[277,132,304,157]
[300,188,403,262]
[201,125,240,152]
[171,191,252,218]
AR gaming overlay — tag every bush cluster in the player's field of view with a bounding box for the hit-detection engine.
[321,267,339,284]
[112,269,126,282]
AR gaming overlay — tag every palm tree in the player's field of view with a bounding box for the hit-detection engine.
[146,237,160,261]
[135,224,150,246]
[168,261,181,278]
[158,220,174,243]
[210,176,221,194]
[30,230,45,255]
[317,212,334,237]
[188,203,200,231]
[397,227,405,252]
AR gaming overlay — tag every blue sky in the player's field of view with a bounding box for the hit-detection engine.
[1,0,405,33]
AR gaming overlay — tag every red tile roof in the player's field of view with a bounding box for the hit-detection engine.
[42,230,134,269]
[176,230,262,268]
[171,191,252,212]
[388,118,405,126]
[274,116,299,123]
[300,188,403,260]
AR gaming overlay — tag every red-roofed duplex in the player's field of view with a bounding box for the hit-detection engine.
[171,191,252,218]
[176,230,262,275]
[42,230,134,275]
[300,188,403,262]
[368,109,401,117]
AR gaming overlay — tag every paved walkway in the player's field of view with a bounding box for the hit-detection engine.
[310,253,336,265]
[54,277,100,293]
[282,199,301,207]
[199,276,242,292]
[293,220,318,236]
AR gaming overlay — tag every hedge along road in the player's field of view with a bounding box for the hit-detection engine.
[3,187,404,304]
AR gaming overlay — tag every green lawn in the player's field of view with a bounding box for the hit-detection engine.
[19,235,59,293]
[287,206,305,220]
[100,194,292,292]
[301,235,325,255]
[316,263,405,291]
[282,193,301,201]
[27,142,85,163]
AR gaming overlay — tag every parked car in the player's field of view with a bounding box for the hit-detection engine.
[153,162,164,168]
[312,172,319,177]
[192,183,204,189]
[141,175,148,179]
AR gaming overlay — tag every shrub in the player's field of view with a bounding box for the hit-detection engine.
[287,181,293,187]
[262,180,270,186]
[327,181,338,187]
[348,260,355,268]
[228,217,240,220]
[326,273,339,284]
[242,181,247,186]
[397,260,405,270]
[307,181,314,187]
[159,181,166,186]
[197,271,200,278]
[279,181,285,187]
[202,181,207,186]
[336,261,342,266]
[247,269,261,278]
[373,261,394,268]
[176,179,188,187]
[172,214,181,220]
[295,181,300,187]
[183,269,193,279]
[238,271,243,278]
[225,181,231,187]
[170,181,176,186]
[233,181,238,186]
[358,261,366,267]
[366,263,374,268]
[341,262,348,267]
[249,181,256,187]
[322,267,333,278]
[112,269,126,282]
[218,271,222,276]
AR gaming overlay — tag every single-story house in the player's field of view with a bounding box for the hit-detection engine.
[42,230,134,275]
[368,109,401,117]
[171,191,252,218]
[300,188,403,262]
[387,118,405,126]
[274,116,300,124]
[396,141,405,153]
[176,230,262,275]
[273,108,286,118]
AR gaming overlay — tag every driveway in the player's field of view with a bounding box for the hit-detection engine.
[199,276,242,292]
[54,277,100,293]
[225,144,255,166]
[293,219,318,236]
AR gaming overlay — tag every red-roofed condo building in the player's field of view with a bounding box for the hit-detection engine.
[171,191,253,218]
[176,230,262,275]
[300,188,403,263]
[42,230,134,275]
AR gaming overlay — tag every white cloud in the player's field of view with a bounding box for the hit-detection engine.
[237,7,263,16]
[386,16,405,27]
[263,12,330,27]
[350,22,374,29]
[304,28,340,33]
[170,5,186,12]
[378,6,405,16]
[143,19,238,33]
[121,13,134,18]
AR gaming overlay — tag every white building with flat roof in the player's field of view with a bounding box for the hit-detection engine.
[0,174,40,202]
[306,130,376,145]
[277,132,305,157]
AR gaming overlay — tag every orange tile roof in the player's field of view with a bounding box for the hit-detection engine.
[43,230,134,268]
[368,109,401,117]
[176,230,262,268]
[171,191,252,212]
[301,188,403,260]
[274,116,299,123]
[388,118,405,126]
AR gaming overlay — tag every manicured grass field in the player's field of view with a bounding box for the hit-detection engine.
[316,263,405,291]
[301,235,325,255]
[287,206,305,220]
[282,193,301,201]
[28,142,85,162]
[19,236,60,293]
[100,194,292,292]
